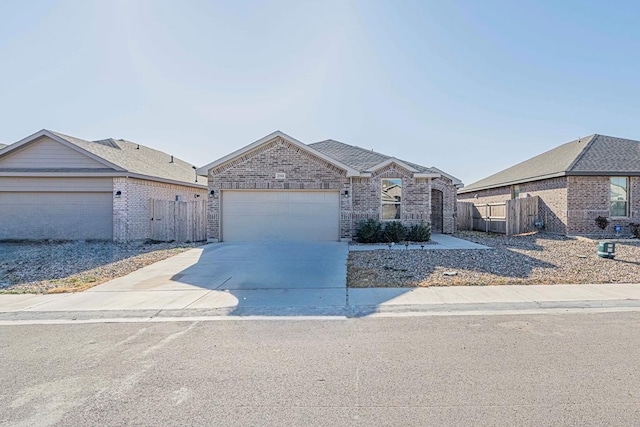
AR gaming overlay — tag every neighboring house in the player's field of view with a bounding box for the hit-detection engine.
[0,129,207,241]
[458,134,640,236]
[197,131,460,242]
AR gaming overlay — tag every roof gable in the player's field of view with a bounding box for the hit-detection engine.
[367,157,418,173]
[0,130,205,187]
[0,131,120,171]
[196,131,360,176]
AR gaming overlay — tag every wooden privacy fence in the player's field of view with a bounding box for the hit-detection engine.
[457,196,539,236]
[150,199,207,242]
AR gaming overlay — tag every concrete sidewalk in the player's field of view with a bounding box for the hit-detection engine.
[2,240,640,322]
[3,282,640,321]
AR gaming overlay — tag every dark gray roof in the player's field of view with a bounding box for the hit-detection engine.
[310,139,441,175]
[459,134,640,193]
[570,135,640,173]
[49,131,206,186]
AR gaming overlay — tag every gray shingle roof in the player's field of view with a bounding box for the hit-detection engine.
[309,139,441,175]
[570,135,640,173]
[459,134,640,193]
[49,131,206,186]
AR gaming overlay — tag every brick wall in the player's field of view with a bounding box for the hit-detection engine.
[521,178,568,234]
[567,176,640,236]
[458,186,511,204]
[207,137,459,240]
[208,137,350,241]
[113,177,207,242]
[458,177,568,234]
[432,177,457,234]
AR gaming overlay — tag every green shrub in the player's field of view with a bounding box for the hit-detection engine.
[356,219,382,243]
[382,221,407,243]
[595,216,609,230]
[406,222,431,242]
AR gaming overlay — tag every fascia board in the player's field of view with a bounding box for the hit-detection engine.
[458,172,568,194]
[365,158,419,174]
[196,131,360,177]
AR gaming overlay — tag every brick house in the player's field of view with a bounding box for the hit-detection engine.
[458,134,640,236]
[0,129,207,241]
[197,131,461,242]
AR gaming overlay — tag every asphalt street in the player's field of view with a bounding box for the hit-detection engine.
[2,312,640,426]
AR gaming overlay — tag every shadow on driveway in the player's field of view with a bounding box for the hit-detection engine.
[166,242,412,317]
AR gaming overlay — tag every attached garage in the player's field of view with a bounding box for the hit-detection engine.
[0,177,113,240]
[0,192,113,240]
[0,129,207,242]
[221,190,340,242]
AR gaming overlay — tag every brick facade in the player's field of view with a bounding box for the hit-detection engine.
[207,137,350,241]
[113,177,207,242]
[459,175,640,236]
[432,177,457,234]
[207,137,458,241]
[567,176,640,236]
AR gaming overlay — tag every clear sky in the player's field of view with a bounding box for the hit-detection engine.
[1,0,639,185]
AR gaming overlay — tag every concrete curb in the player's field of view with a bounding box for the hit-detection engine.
[3,299,640,324]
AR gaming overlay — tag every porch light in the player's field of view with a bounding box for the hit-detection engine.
[115,190,122,198]
[209,190,215,198]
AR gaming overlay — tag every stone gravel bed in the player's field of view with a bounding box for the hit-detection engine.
[0,241,203,294]
[348,231,640,287]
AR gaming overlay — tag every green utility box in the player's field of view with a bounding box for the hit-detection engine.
[597,241,616,259]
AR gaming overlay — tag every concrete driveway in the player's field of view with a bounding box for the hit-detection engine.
[172,241,348,290]
[87,242,347,292]
[66,241,350,315]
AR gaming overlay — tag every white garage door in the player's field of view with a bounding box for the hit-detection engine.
[0,192,113,240]
[221,190,340,242]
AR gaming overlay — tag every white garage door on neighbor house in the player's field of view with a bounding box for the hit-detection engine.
[221,190,340,242]
[0,191,113,240]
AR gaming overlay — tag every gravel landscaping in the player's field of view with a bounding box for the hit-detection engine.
[0,241,203,294]
[348,231,640,287]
